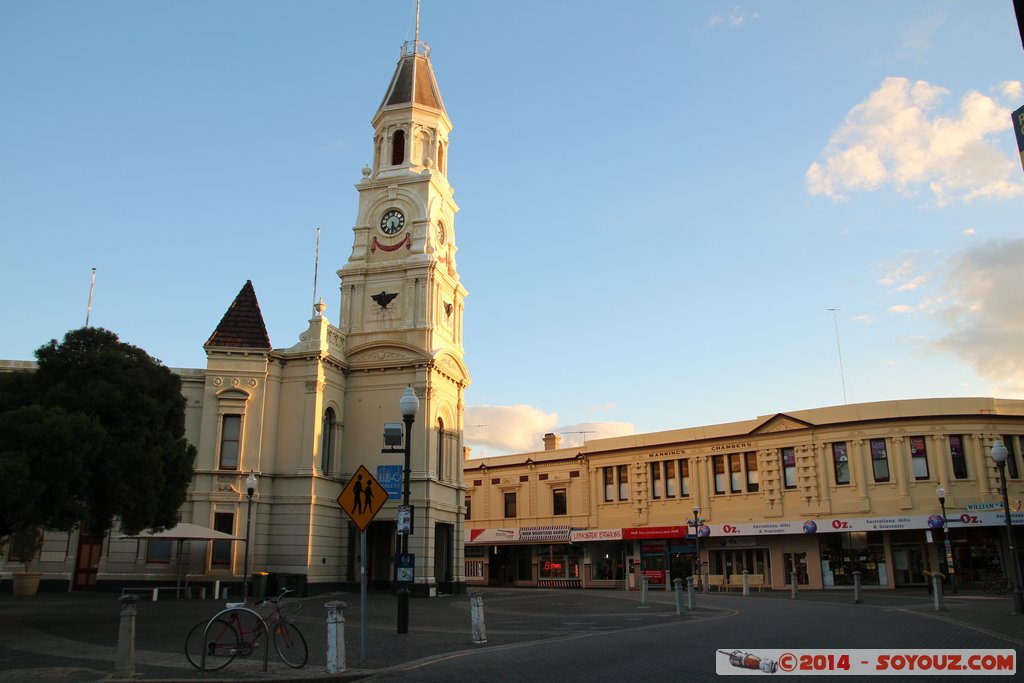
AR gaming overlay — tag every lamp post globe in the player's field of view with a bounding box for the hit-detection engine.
[990,441,1024,614]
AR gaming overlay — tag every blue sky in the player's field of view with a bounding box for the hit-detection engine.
[2,1,1023,457]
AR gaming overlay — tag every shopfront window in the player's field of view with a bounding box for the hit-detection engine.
[745,452,759,492]
[665,460,678,497]
[538,544,582,580]
[949,435,968,479]
[819,532,887,587]
[729,454,743,493]
[870,439,890,482]
[909,436,929,480]
[782,447,797,489]
[832,442,850,485]
[588,542,626,581]
[650,463,663,499]
[1001,435,1019,479]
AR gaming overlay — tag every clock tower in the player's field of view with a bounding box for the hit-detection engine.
[336,36,469,595]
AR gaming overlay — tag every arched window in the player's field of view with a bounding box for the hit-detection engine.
[321,408,335,475]
[391,129,406,165]
[436,417,445,480]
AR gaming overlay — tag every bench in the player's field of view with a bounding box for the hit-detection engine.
[706,574,725,591]
[727,574,766,592]
[121,586,184,601]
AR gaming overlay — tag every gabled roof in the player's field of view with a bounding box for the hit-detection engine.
[748,412,816,434]
[378,41,447,116]
[204,280,271,350]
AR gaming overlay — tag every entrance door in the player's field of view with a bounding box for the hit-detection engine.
[893,546,927,586]
[74,535,103,589]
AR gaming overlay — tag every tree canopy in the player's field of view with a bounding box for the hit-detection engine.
[0,327,196,537]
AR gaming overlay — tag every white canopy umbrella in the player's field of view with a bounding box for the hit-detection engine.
[120,522,243,598]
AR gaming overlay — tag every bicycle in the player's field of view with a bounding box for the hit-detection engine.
[185,587,308,670]
[983,574,1010,594]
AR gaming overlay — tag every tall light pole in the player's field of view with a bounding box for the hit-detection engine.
[241,471,258,603]
[688,506,705,592]
[990,441,1023,614]
[935,486,957,594]
[397,385,419,634]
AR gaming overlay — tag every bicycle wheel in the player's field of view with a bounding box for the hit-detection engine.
[998,579,1011,594]
[273,621,308,668]
[185,617,240,671]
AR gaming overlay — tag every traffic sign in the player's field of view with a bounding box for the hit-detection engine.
[337,465,389,531]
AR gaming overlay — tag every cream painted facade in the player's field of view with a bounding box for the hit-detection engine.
[1,38,469,597]
[464,398,1024,592]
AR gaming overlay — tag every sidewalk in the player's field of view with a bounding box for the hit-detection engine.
[0,585,1020,682]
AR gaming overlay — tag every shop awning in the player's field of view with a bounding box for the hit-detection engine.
[466,525,572,544]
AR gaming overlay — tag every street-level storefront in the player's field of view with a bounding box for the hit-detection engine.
[700,510,1023,590]
[465,525,690,589]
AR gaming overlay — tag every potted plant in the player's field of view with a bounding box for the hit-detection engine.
[8,527,44,596]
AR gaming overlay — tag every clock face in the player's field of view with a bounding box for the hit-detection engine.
[380,209,405,235]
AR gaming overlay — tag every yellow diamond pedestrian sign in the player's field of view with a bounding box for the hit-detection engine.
[338,465,389,531]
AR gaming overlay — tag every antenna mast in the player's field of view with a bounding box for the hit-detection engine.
[85,267,96,326]
[828,308,848,404]
[415,0,420,44]
[311,226,321,315]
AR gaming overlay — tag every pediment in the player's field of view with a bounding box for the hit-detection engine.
[749,413,815,434]
[431,351,470,386]
[347,342,429,369]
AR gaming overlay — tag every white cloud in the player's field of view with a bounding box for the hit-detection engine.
[893,275,927,292]
[462,405,636,457]
[889,304,913,313]
[806,77,1024,205]
[463,404,558,455]
[705,7,759,30]
[852,314,875,324]
[878,257,916,287]
[963,227,976,236]
[931,239,1024,395]
[1001,80,1023,100]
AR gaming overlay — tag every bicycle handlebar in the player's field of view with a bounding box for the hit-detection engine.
[255,586,294,609]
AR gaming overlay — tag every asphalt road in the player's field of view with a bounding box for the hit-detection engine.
[0,585,1020,682]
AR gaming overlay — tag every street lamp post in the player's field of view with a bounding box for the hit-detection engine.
[688,507,705,592]
[936,486,957,594]
[397,385,419,634]
[241,471,258,603]
[990,441,1024,614]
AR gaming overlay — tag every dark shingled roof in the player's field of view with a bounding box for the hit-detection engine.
[380,49,447,115]
[205,280,272,350]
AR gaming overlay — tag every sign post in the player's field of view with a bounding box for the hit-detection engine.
[337,465,389,662]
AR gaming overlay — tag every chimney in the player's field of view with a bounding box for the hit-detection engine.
[543,433,562,451]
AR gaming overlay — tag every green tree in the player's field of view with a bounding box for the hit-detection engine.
[0,327,196,537]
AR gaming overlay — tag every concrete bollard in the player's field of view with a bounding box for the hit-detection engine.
[853,571,863,604]
[742,569,750,597]
[703,570,710,595]
[666,569,672,591]
[673,578,685,616]
[325,601,347,674]
[112,594,138,679]
[470,592,487,644]
[640,575,649,607]
[932,574,945,612]
[790,570,799,600]
[687,575,696,611]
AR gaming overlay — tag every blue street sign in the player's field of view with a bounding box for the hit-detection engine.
[376,464,404,500]
[1013,104,1024,173]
